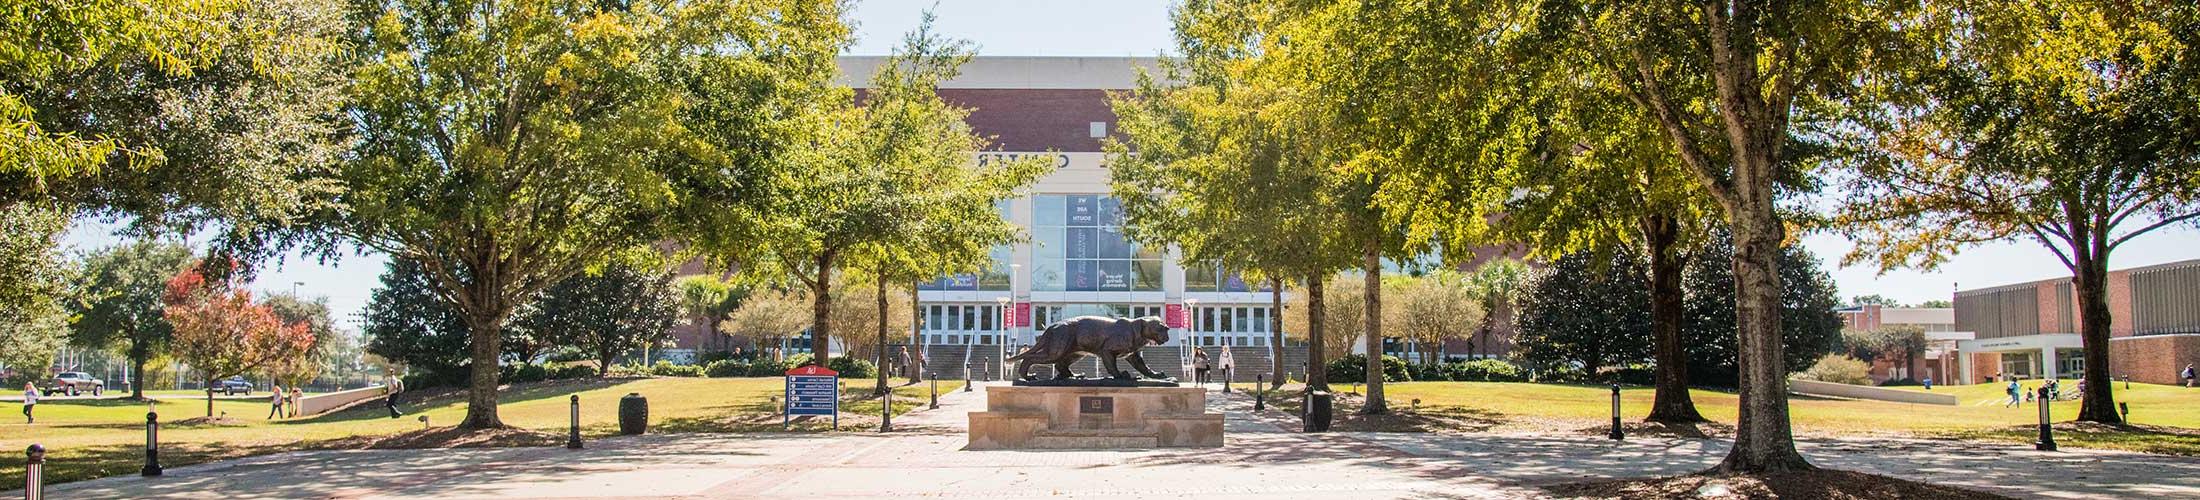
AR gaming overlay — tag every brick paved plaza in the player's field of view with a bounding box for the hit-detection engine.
[25,384,2200,499]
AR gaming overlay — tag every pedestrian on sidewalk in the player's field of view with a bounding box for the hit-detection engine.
[2004,379,2021,408]
[289,386,304,417]
[1193,348,1211,385]
[21,382,37,424]
[1217,346,1234,385]
[384,375,404,418]
[267,385,286,419]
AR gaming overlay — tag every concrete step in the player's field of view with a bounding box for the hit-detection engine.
[1025,434,1160,449]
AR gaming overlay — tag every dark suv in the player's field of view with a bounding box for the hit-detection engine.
[45,372,103,396]
[213,377,254,396]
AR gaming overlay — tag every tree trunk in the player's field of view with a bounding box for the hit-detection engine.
[1360,246,1387,415]
[204,377,214,417]
[911,279,924,383]
[1306,275,1329,391]
[808,250,837,366]
[1644,213,1706,423]
[459,311,506,429]
[130,346,148,401]
[875,273,889,396]
[2072,253,2121,423]
[1270,277,1285,389]
[1714,208,1811,472]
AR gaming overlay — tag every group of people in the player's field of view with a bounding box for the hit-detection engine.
[1190,347,1233,384]
[2002,376,2082,407]
[264,386,308,419]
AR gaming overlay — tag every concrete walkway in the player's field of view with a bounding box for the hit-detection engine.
[25,384,2199,499]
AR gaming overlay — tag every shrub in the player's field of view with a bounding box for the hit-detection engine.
[1797,354,1872,386]
[605,363,648,378]
[698,350,738,365]
[1326,354,1410,383]
[1609,364,1656,386]
[705,360,749,378]
[550,364,598,379]
[746,359,791,377]
[1407,363,1444,382]
[1444,359,1524,382]
[1878,377,1920,387]
[826,357,876,379]
[650,360,704,377]
[501,364,550,384]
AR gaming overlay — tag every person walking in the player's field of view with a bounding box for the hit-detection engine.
[2183,364,2195,388]
[21,382,37,424]
[266,385,286,419]
[289,387,305,418]
[383,375,404,418]
[1217,345,1235,385]
[1193,348,1211,385]
[2005,379,2022,408]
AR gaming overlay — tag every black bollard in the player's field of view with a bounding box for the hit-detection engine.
[26,444,45,500]
[881,381,893,433]
[2036,386,2057,451]
[141,409,162,476]
[2120,402,2129,422]
[567,395,583,450]
[929,373,939,409]
[1254,374,1266,412]
[1608,383,1624,441]
[964,364,974,392]
[2123,375,2130,390]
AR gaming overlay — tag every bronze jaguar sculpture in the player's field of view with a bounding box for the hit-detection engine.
[1008,315,1173,381]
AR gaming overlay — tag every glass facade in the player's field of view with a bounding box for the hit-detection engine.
[1032,195,1163,292]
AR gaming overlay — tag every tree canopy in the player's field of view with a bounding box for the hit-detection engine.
[68,240,195,398]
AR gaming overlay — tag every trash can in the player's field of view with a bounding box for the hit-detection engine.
[618,393,648,435]
[1303,391,1332,433]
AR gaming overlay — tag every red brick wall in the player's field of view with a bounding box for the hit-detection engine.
[2108,269,2136,337]
[2108,334,2200,385]
[1968,352,2004,384]
[2036,284,2064,334]
[937,89,1117,152]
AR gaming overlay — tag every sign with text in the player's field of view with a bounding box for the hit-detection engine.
[1015,302,1032,328]
[783,365,839,429]
[1164,304,1185,328]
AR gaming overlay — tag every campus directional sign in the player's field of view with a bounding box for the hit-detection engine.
[784,364,839,430]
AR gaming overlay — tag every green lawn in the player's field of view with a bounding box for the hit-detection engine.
[0,376,961,486]
[1271,380,2200,454]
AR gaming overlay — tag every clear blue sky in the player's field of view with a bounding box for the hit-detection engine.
[62,0,2200,326]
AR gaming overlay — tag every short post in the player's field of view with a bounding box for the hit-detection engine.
[25,444,44,500]
[963,364,973,392]
[1254,374,1266,412]
[141,408,161,476]
[2123,375,2130,390]
[2036,386,2056,451]
[929,373,939,409]
[2120,402,2129,422]
[566,395,582,450]
[880,380,893,433]
[1608,383,1624,441]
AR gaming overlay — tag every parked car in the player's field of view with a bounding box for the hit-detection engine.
[213,377,254,396]
[45,372,103,396]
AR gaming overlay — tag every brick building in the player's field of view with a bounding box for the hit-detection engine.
[1836,305,1966,384]
[1951,258,2200,385]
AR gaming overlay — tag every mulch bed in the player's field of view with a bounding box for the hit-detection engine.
[1573,420,1735,439]
[322,426,565,450]
[1545,469,2014,499]
[171,416,248,427]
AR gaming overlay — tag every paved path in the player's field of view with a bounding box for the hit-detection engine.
[24,384,2200,499]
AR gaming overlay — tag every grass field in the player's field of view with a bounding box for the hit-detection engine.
[1264,380,2200,454]
[0,376,962,486]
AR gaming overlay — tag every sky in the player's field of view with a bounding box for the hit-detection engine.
[61,0,2200,327]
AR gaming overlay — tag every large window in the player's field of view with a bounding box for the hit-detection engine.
[919,201,1013,291]
[1033,195,1162,291]
[1182,262,1269,292]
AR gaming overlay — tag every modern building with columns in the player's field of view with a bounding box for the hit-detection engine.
[1951,258,2200,385]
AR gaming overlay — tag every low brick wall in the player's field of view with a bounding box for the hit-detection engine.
[2108,334,2200,385]
[298,385,390,416]
[1789,379,1957,405]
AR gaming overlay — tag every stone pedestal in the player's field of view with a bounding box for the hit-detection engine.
[968,386,1223,449]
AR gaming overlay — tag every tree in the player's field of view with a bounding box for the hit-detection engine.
[261,292,335,388]
[1680,232,1846,388]
[361,258,470,384]
[826,279,912,376]
[519,260,680,374]
[0,205,70,384]
[1282,274,1365,366]
[1514,251,1654,377]
[67,240,193,399]
[1916,299,1952,309]
[1463,259,1530,360]
[702,13,1046,370]
[1836,1,2199,424]
[722,289,811,362]
[1845,325,1928,382]
[1849,294,1902,307]
[163,264,314,416]
[1386,271,1483,365]
[328,0,848,429]
[673,275,736,354]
